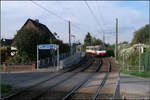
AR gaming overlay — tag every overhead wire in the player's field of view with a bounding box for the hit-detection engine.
[84,1,105,34]
[31,0,88,32]
[56,2,92,31]
[31,0,68,22]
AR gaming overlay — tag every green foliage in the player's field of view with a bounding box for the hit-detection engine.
[52,39,70,53]
[92,37,103,45]
[1,84,14,94]
[8,52,32,65]
[128,50,139,65]
[14,28,50,60]
[141,48,150,71]
[81,45,86,52]
[132,24,150,44]
[84,32,92,46]
[118,57,149,78]
[106,44,115,57]
[84,32,103,46]
[122,71,150,78]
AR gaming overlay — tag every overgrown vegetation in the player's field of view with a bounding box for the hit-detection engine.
[118,57,150,78]
[1,84,14,95]
[8,52,32,65]
[118,24,150,77]
[14,28,50,60]
[141,48,150,70]
[84,32,103,46]
[132,24,150,45]
[118,42,150,69]
[122,71,149,78]
[82,32,104,51]
[8,28,70,65]
[106,44,115,57]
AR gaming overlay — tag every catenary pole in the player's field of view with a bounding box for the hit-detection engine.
[115,18,118,61]
[69,21,72,56]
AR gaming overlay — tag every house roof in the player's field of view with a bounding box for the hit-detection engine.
[1,38,13,46]
[22,18,56,39]
[12,18,56,46]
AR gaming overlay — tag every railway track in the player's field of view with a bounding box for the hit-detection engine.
[31,57,101,100]
[112,72,120,99]
[32,56,102,100]
[2,56,93,100]
[93,58,111,100]
[62,57,111,100]
[3,57,118,100]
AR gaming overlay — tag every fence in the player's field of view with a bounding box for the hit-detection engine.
[39,52,70,68]
[121,56,144,72]
[145,52,150,71]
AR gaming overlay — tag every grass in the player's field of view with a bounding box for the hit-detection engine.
[1,84,14,96]
[128,67,139,70]
[121,70,150,78]
[117,58,150,78]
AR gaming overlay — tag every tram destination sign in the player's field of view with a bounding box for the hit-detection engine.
[38,44,57,50]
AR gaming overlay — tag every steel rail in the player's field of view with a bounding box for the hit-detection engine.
[31,58,94,100]
[92,58,111,100]
[3,56,92,100]
[62,58,103,100]
[112,72,120,99]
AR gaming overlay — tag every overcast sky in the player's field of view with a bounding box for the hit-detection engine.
[1,1,149,44]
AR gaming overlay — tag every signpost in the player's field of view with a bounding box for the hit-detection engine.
[39,45,57,49]
[37,44,59,70]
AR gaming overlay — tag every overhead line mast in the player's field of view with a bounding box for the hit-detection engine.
[115,18,118,61]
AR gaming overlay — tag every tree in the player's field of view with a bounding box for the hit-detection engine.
[52,39,70,53]
[84,32,104,46]
[132,24,150,45]
[92,37,103,45]
[14,28,50,61]
[53,32,60,39]
[106,44,115,57]
[84,32,92,46]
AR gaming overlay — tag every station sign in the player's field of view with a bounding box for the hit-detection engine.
[39,44,57,50]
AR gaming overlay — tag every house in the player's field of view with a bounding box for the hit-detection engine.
[11,18,56,56]
[12,18,56,46]
[1,38,13,46]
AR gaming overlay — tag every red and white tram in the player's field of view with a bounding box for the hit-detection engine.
[86,45,107,56]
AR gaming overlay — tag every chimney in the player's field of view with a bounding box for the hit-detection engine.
[35,19,39,23]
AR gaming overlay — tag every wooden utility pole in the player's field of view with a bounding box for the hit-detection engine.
[115,18,118,61]
[68,21,71,55]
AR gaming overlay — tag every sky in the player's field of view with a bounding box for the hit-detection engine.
[1,1,149,44]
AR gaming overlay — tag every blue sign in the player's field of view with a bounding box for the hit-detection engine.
[39,44,56,49]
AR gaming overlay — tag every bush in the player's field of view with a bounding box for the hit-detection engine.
[1,84,13,94]
[106,49,114,57]
[8,53,32,65]
[106,44,115,57]
[14,28,50,60]
[141,48,150,71]
[128,51,139,65]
